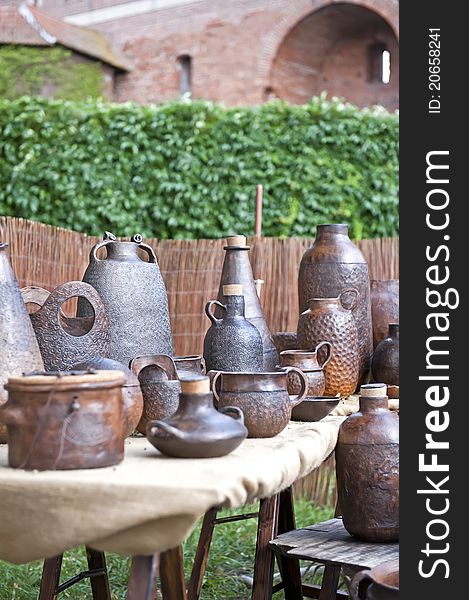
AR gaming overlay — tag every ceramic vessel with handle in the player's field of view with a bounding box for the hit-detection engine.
[279,341,332,397]
[211,368,307,438]
[351,560,399,600]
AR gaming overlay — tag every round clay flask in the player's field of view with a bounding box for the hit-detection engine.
[335,383,399,542]
[371,324,399,386]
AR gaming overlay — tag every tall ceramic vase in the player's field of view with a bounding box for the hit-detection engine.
[298,224,373,386]
[216,235,278,370]
[0,243,44,443]
[77,232,172,366]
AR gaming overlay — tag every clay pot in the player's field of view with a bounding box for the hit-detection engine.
[130,354,181,434]
[370,280,399,349]
[216,236,278,370]
[204,284,264,373]
[78,232,172,366]
[0,243,44,444]
[336,384,399,542]
[0,370,125,470]
[173,355,206,378]
[22,282,111,372]
[272,332,298,355]
[279,342,332,397]
[73,357,143,438]
[371,324,399,386]
[146,377,247,458]
[297,291,359,397]
[351,560,399,600]
[211,369,307,438]
[298,224,372,385]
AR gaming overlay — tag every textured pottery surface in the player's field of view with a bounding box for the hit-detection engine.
[73,357,143,438]
[371,280,399,348]
[23,281,110,372]
[204,293,264,373]
[0,371,125,470]
[298,224,372,385]
[371,324,399,386]
[212,369,307,438]
[173,355,206,378]
[130,354,181,434]
[0,244,44,444]
[297,293,359,397]
[291,397,340,422]
[279,342,332,397]
[336,384,399,542]
[272,332,298,355]
[351,560,399,600]
[146,377,247,458]
[78,232,172,366]
[216,236,278,370]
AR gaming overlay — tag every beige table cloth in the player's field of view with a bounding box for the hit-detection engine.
[0,417,343,565]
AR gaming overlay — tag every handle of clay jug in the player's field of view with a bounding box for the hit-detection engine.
[0,403,26,427]
[209,370,223,404]
[132,234,158,264]
[90,232,116,262]
[285,367,307,407]
[339,287,360,311]
[314,341,333,368]
[45,281,107,335]
[205,301,225,325]
[130,354,178,381]
[219,405,245,425]
[350,569,373,600]
[199,356,207,374]
[147,420,189,441]
[20,286,50,311]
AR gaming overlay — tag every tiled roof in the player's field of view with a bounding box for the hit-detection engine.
[0,3,133,71]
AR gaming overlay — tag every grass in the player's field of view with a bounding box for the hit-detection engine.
[0,497,333,599]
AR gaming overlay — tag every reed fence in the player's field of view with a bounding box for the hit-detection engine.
[0,216,399,507]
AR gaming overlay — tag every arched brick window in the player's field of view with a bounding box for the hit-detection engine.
[368,42,391,84]
[177,55,192,96]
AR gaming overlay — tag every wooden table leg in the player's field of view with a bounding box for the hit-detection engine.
[127,555,159,600]
[160,545,187,600]
[86,548,112,600]
[187,507,218,600]
[251,494,279,600]
[318,565,342,600]
[276,488,303,600]
[39,554,63,600]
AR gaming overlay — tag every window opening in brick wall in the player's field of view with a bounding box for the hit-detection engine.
[368,43,391,84]
[178,55,192,96]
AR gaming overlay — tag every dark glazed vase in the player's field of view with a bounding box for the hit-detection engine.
[146,377,247,458]
[204,284,264,373]
[0,243,44,444]
[351,560,399,600]
[297,291,359,397]
[24,281,111,372]
[336,384,399,542]
[298,224,372,385]
[371,324,399,386]
[370,279,399,348]
[216,235,278,370]
[78,232,172,366]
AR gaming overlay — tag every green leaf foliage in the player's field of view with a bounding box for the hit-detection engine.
[0,96,398,239]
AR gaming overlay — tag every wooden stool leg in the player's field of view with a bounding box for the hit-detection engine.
[187,507,218,600]
[86,548,112,600]
[160,545,187,600]
[318,564,342,600]
[127,555,159,600]
[276,488,303,600]
[251,494,279,600]
[39,554,63,600]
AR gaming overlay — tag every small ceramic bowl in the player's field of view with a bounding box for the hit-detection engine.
[291,396,340,422]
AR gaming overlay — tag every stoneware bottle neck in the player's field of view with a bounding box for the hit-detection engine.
[307,297,341,311]
[106,241,141,262]
[359,396,389,413]
[223,295,246,318]
[315,224,350,241]
[178,392,213,413]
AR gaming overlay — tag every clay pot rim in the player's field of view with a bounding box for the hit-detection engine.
[6,370,125,391]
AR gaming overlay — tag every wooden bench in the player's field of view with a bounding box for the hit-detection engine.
[269,517,399,599]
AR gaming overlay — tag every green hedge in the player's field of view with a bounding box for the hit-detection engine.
[0,96,398,239]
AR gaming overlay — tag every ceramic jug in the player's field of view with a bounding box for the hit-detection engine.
[216,236,278,370]
[297,290,359,397]
[370,279,399,348]
[351,560,399,600]
[23,281,110,371]
[146,377,247,458]
[0,243,44,444]
[77,232,172,366]
[298,224,372,385]
[371,324,399,386]
[279,341,332,397]
[204,284,264,373]
[336,384,399,542]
